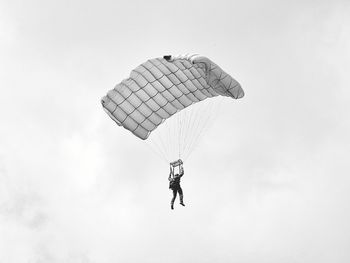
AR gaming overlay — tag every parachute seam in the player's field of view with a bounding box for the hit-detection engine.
[124,79,166,124]
[106,90,148,134]
[102,96,118,115]
[133,72,178,118]
[131,68,178,113]
[109,86,134,105]
[173,69,208,100]
[189,76,214,99]
[213,67,226,96]
[106,92,159,138]
[217,67,231,97]
[146,60,189,110]
[128,75,173,117]
[174,59,216,100]
[118,83,158,130]
[158,58,204,103]
[139,63,186,111]
[207,63,241,99]
[158,58,199,97]
[105,93,148,137]
[157,61,209,109]
[110,75,175,137]
[229,81,243,99]
[139,60,205,121]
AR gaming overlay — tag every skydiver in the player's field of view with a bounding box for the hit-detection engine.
[169,161,185,210]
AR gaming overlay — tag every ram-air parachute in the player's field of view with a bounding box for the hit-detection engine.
[101,54,244,162]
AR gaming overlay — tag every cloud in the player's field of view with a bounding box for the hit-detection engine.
[0,0,350,262]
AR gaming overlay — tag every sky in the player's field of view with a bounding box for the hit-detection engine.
[1,0,350,262]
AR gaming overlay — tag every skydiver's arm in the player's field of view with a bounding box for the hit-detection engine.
[179,165,184,177]
[168,166,173,181]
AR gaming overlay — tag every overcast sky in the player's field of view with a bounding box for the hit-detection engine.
[1,0,350,262]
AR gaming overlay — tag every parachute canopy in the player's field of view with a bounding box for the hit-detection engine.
[101,54,244,140]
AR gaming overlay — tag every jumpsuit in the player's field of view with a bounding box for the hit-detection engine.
[169,169,184,208]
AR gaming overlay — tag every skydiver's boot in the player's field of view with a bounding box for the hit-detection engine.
[180,194,185,206]
[171,203,174,210]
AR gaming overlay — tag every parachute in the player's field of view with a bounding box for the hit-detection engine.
[101,54,244,162]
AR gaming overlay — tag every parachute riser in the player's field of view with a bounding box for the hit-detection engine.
[170,159,183,176]
[170,159,183,167]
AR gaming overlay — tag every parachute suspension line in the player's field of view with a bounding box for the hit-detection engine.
[186,96,225,160]
[183,101,205,161]
[147,97,225,163]
[163,112,177,162]
[178,111,182,159]
[147,134,169,164]
[181,102,197,161]
[164,118,172,161]
[179,108,186,160]
[171,115,176,160]
[185,99,216,160]
[157,128,168,161]
[169,116,176,161]
[178,112,181,160]
[179,106,192,160]
[149,117,177,163]
[158,132,170,162]
[181,102,196,160]
[170,114,175,161]
[182,97,222,161]
[181,107,189,159]
[169,118,174,161]
[183,99,208,161]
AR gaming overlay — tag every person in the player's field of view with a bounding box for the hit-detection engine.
[168,162,185,210]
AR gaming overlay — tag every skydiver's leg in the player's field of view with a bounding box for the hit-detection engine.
[178,187,185,206]
[171,188,177,209]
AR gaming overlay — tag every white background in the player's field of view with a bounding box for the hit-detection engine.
[1,0,350,262]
